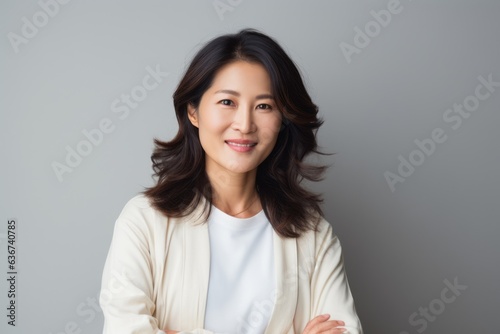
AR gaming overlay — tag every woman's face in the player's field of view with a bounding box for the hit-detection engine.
[187,60,282,178]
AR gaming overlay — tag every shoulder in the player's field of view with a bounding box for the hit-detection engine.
[300,213,336,241]
[296,215,340,255]
[315,218,341,252]
[116,194,206,229]
[118,194,157,219]
[113,194,167,235]
[122,193,153,209]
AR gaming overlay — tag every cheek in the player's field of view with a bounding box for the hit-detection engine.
[198,110,226,134]
[197,116,229,148]
[259,116,282,142]
[208,108,232,129]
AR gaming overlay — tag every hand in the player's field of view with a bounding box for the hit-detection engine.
[164,330,179,334]
[302,314,346,334]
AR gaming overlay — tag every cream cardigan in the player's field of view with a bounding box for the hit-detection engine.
[100,195,363,334]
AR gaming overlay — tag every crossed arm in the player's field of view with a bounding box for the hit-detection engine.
[163,315,347,333]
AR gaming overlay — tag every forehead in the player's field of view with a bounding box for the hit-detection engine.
[208,61,272,93]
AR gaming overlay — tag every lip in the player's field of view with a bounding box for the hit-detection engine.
[225,139,257,152]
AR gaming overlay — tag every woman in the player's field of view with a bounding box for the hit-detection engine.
[100,29,363,334]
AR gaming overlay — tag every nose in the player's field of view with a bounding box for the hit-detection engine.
[232,104,256,133]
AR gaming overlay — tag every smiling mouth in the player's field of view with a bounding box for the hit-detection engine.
[225,142,257,147]
[224,141,258,153]
[225,141,257,147]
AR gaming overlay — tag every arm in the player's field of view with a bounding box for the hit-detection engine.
[99,199,214,334]
[309,220,363,334]
[99,200,166,334]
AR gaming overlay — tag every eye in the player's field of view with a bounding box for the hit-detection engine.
[219,99,234,106]
[256,104,273,110]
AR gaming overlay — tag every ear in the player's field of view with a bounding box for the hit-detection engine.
[187,103,199,128]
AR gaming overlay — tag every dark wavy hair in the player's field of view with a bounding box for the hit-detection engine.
[143,28,330,238]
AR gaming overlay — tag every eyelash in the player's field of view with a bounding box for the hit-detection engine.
[219,99,273,110]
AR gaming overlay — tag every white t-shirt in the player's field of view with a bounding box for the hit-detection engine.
[204,205,276,334]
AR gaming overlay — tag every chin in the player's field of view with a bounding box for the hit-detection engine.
[229,167,254,174]
[225,164,257,174]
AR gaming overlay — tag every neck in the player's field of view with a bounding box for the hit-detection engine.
[206,167,261,218]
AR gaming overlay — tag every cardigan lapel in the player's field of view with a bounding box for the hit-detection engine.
[265,230,298,334]
[180,202,211,330]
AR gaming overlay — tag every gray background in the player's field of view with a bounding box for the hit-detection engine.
[1,0,499,333]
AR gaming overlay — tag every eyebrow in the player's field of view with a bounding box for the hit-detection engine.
[214,89,274,100]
